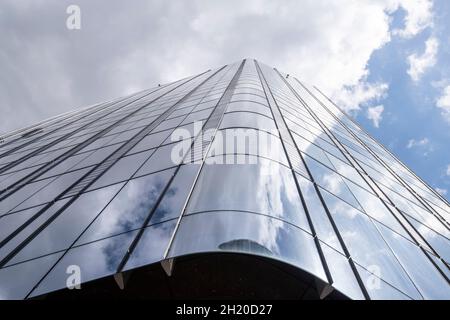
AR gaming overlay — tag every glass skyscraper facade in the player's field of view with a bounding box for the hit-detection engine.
[0,59,449,300]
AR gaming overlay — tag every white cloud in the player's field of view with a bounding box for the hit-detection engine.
[407,36,438,82]
[446,164,450,176]
[406,137,433,156]
[436,85,450,123]
[393,0,434,38]
[0,0,435,133]
[366,105,385,128]
[406,137,429,148]
[435,188,447,196]
[332,79,388,114]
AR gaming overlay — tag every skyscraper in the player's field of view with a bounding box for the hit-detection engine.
[0,59,449,300]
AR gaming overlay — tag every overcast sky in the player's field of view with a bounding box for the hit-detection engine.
[0,0,449,199]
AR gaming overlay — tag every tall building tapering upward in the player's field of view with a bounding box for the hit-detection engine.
[0,59,449,300]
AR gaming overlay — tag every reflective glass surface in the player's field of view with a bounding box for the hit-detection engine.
[30,230,139,298]
[76,169,175,245]
[169,211,327,282]
[7,183,123,266]
[124,220,177,271]
[1,59,449,299]
[186,157,310,232]
[320,188,422,299]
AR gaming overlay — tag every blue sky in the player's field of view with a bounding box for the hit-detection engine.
[354,0,450,200]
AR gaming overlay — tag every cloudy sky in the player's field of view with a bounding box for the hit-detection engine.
[0,0,449,200]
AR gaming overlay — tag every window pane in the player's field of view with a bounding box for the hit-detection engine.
[169,211,326,282]
[0,205,45,243]
[327,154,367,188]
[13,168,91,212]
[186,157,310,231]
[321,243,364,300]
[127,130,172,155]
[355,265,412,300]
[219,112,277,134]
[30,230,138,298]
[149,164,201,224]
[124,220,177,271]
[230,93,269,106]
[320,188,422,299]
[406,217,450,263]
[345,180,411,239]
[208,129,288,166]
[0,252,62,299]
[87,152,151,190]
[296,174,343,253]
[376,221,450,299]
[135,144,181,177]
[305,156,362,211]
[227,101,271,117]
[77,168,175,245]
[0,199,70,262]
[8,183,124,266]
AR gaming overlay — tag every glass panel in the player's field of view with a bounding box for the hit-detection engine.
[123,220,177,271]
[149,164,200,224]
[219,112,277,134]
[1,179,50,215]
[29,230,138,298]
[320,188,422,299]
[167,106,195,119]
[320,243,364,299]
[127,130,172,155]
[0,252,62,299]
[0,205,45,243]
[71,145,118,169]
[169,211,327,282]
[355,265,412,300]
[294,135,333,168]
[0,199,70,262]
[87,152,151,190]
[316,140,349,164]
[327,154,368,188]
[77,168,175,245]
[13,168,91,212]
[135,144,181,177]
[0,167,36,190]
[181,108,214,125]
[226,101,271,117]
[427,253,450,280]
[345,180,411,239]
[8,183,124,266]
[186,157,310,231]
[208,129,288,166]
[305,156,362,211]
[108,127,141,143]
[409,204,450,238]
[376,221,450,299]
[153,117,184,132]
[39,152,95,179]
[406,217,450,263]
[230,94,269,106]
[296,174,343,253]
[232,87,265,96]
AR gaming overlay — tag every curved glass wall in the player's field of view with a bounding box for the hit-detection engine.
[0,59,448,300]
